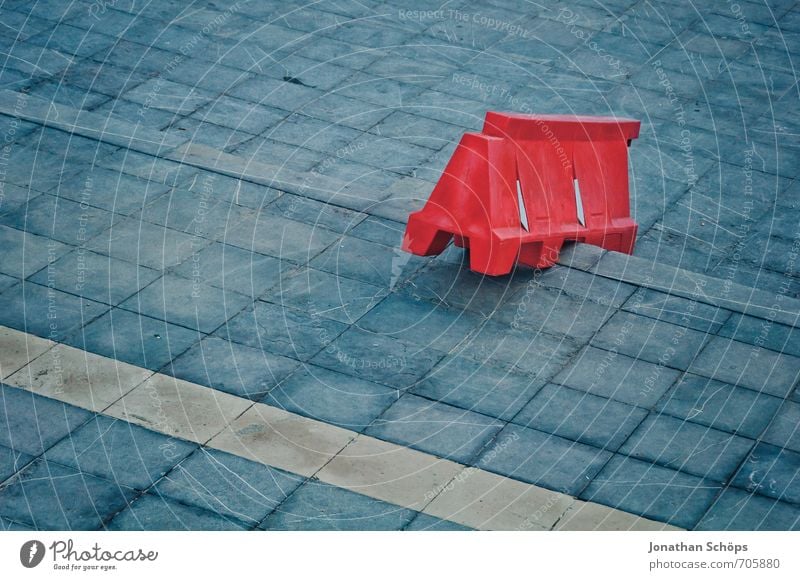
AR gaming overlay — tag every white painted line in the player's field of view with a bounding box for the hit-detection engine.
[0,323,680,530]
[516,179,529,232]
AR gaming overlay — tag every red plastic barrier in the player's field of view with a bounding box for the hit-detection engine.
[402,112,640,276]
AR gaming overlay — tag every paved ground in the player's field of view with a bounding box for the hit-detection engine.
[0,0,799,530]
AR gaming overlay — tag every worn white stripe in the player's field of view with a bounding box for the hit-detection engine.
[0,324,678,531]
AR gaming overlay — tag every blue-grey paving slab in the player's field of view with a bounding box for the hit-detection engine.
[401,259,524,318]
[0,273,18,293]
[581,455,722,529]
[619,414,755,482]
[358,293,480,352]
[222,210,341,264]
[86,217,212,271]
[405,512,472,531]
[365,394,503,464]
[177,170,283,210]
[348,216,405,247]
[2,148,82,194]
[154,448,303,526]
[0,224,71,279]
[58,167,172,216]
[532,266,638,308]
[718,313,800,358]
[689,336,800,398]
[68,308,201,372]
[28,249,161,306]
[220,300,348,361]
[731,443,800,505]
[0,444,34,483]
[310,327,446,390]
[0,193,109,246]
[476,424,612,496]
[168,336,300,400]
[0,384,92,456]
[761,401,800,454]
[106,493,249,531]
[136,186,258,240]
[411,354,545,422]
[44,415,197,491]
[513,384,647,452]
[495,283,616,341]
[119,274,251,334]
[459,320,579,378]
[260,481,417,531]
[163,118,253,152]
[0,459,137,530]
[191,95,288,135]
[697,487,800,531]
[263,364,398,432]
[312,235,429,288]
[122,78,216,116]
[592,311,711,371]
[656,373,783,439]
[0,182,43,215]
[623,288,732,334]
[0,281,108,341]
[0,515,34,530]
[553,346,681,408]
[275,267,385,324]
[271,193,366,234]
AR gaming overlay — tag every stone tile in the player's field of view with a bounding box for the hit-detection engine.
[0,326,53,380]
[44,415,196,490]
[624,287,732,334]
[689,336,800,398]
[475,424,611,496]
[554,500,680,531]
[459,320,579,378]
[266,112,363,154]
[731,443,800,504]
[261,480,417,531]
[592,311,711,370]
[0,193,117,245]
[68,308,201,372]
[208,403,356,478]
[119,274,251,334]
[411,354,545,422]
[761,401,800,454]
[123,78,216,115]
[310,327,446,390]
[106,373,251,444]
[0,225,70,279]
[271,194,366,235]
[6,342,151,412]
[178,170,283,210]
[154,448,302,526]
[0,282,108,343]
[275,267,385,324]
[191,95,288,135]
[533,266,638,308]
[168,336,300,401]
[718,313,800,358]
[264,365,397,432]
[59,167,172,216]
[514,384,647,452]
[554,346,681,407]
[222,210,340,264]
[86,217,212,271]
[0,443,34,483]
[369,111,462,150]
[405,513,472,531]
[423,467,574,531]
[358,294,480,352]
[0,459,137,530]
[220,300,348,361]
[581,455,722,529]
[656,373,783,438]
[696,487,800,531]
[28,249,161,306]
[496,284,616,341]
[316,434,464,511]
[620,414,755,482]
[107,493,248,530]
[0,516,34,530]
[365,394,503,465]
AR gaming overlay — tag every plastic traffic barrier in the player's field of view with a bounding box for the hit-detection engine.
[401,112,640,276]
